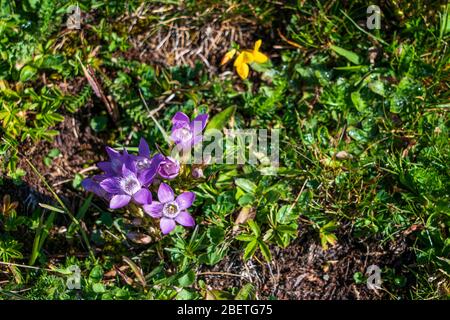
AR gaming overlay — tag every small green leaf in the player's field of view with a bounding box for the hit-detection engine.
[89,265,103,282]
[247,220,261,237]
[205,106,236,132]
[235,283,255,300]
[47,148,60,158]
[38,203,64,213]
[20,65,37,82]
[368,80,385,97]
[238,193,255,206]
[90,116,108,133]
[243,239,258,260]
[92,283,106,293]
[330,45,361,65]
[236,233,255,242]
[351,91,367,112]
[178,270,196,287]
[235,178,257,194]
[258,240,272,262]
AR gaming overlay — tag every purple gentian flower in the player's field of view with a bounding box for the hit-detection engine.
[171,112,208,150]
[143,182,195,234]
[129,138,165,185]
[99,163,152,209]
[158,156,180,180]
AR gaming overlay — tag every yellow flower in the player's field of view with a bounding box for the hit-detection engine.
[220,49,237,66]
[230,40,269,79]
[233,51,253,79]
[250,39,268,64]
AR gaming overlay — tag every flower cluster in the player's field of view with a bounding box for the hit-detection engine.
[82,112,208,235]
[221,40,269,79]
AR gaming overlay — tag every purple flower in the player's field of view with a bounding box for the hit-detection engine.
[81,175,111,200]
[99,163,153,209]
[158,156,180,180]
[171,112,208,150]
[97,147,130,176]
[143,182,196,234]
[129,138,165,186]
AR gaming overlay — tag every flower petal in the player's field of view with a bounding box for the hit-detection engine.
[158,182,175,203]
[143,201,163,218]
[191,134,203,147]
[139,153,164,185]
[110,194,131,209]
[175,211,195,227]
[106,146,120,160]
[160,218,176,234]
[158,157,180,180]
[191,114,208,132]
[100,177,122,194]
[172,112,190,130]
[121,163,137,178]
[138,138,150,158]
[132,188,152,205]
[220,49,236,66]
[254,39,262,52]
[97,161,113,174]
[123,156,137,174]
[176,192,195,210]
[234,52,244,67]
[236,62,249,79]
[252,51,268,64]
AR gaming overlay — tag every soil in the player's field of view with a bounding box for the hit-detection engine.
[200,223,415,300]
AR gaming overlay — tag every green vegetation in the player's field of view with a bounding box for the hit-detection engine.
[0,0,449,300]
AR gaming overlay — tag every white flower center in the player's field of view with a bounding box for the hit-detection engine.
[162,201,180,218]
[119,176,141,195]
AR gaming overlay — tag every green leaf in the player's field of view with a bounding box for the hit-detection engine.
[247,220,261,237]
[72,173,84,189]
[243,239,258,260]
[236,234,255,242]
[176,289,197,300]
[351,91,367,112]
[90,116,108,133]
[276,205,296,224]
[330,45,361,65]
[47,148,60,158]
[238,193,255,206]
[38,203,64,213]
[207,226,225,244]
[368,80,385,97]
[235,178,257,194]
[92,283,106,293]
[20,65,37,82]
[89,265,104,282]
[178,270,196,287]
[258,240,272,262]
[235,283,255,300]
[205,106,236,132]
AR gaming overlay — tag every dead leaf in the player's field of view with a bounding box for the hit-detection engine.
[126,232,152,244]
[122,256,147,288]
[233,207,256,232]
